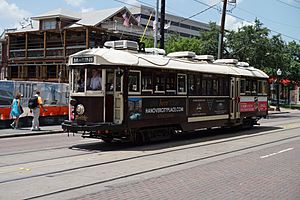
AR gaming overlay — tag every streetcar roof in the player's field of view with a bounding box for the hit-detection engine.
[69,48,269,79]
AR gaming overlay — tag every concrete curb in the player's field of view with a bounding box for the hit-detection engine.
[0,130,63,139]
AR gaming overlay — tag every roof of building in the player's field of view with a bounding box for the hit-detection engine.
[70,7,125,27]
[31,8,81,21]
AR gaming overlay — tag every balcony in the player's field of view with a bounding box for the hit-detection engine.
[101,21,153,37]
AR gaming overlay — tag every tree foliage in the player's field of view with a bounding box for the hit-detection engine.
[153,19,300,82]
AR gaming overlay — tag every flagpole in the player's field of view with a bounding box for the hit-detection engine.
[154,0,159,48]
[140,12,153,43]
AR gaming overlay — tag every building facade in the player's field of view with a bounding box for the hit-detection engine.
[4,5,211,83]
[129,5,211,39]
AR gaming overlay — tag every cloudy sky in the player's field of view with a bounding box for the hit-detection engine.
[0,0,299,43]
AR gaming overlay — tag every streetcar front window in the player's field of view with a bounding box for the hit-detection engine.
[72,68,85,93]
[87,68,102,91]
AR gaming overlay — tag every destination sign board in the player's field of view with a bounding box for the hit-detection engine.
[73,57,94,64]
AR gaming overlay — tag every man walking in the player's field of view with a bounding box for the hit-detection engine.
[30,90,46,131]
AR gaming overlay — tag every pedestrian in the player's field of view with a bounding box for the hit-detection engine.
[31,90,46,131]
[10,92,23,129]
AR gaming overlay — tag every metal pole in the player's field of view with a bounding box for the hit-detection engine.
[276,79,280,111]
[217,0,228,59]
[160,0,165,49]
[154,0,159,48]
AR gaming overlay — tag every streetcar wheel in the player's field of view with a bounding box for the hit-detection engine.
[102,138,113,143]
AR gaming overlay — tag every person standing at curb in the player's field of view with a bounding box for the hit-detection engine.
[30,90,46,131]
[10,93,23,129]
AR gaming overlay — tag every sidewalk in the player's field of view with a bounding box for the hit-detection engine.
[268,106,300,115]
[0,125,63,139]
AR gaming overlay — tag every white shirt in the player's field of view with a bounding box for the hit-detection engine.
[90,76,102,90]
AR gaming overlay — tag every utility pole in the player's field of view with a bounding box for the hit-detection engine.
[154,0,159,48]
[160,0,165,49]
[217,0,228,59]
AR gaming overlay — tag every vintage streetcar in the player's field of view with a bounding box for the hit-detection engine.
[62,40,269,143]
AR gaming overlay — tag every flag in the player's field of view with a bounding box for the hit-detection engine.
[136,15,141,26]
[153,20,157,32]
[122,12,130,27]
[164,21,171,29]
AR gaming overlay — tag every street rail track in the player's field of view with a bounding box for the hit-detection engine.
[25,133,300,200]
[0,121,293,169]
[0,123,299,186]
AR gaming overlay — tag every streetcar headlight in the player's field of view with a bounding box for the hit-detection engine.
[76,104,85,115]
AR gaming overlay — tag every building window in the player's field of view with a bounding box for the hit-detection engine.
[42,20,56,30]
[47,65,57,78]
[10,66,18,78]
[27,66,37,78]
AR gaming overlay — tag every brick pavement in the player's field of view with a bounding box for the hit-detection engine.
[71,140,300,200]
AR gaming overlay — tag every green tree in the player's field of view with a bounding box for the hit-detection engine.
[226,19,270,69]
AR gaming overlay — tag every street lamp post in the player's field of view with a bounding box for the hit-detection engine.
[276,68,282,111]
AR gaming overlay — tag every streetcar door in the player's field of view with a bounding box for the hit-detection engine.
[230,77,240,119]
[113,69,124,124]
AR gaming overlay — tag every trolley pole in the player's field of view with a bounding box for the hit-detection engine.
[217,0,228,59]
[160,0,165,49]
[154,0,159,48]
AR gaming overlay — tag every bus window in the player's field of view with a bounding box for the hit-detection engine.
[87,68,102,91]
[177,74,187,94]
[128,71,141,94]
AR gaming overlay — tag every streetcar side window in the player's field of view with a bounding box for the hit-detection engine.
[245,80,251,95]
[128,71,141,94]
[262,81,268,95]
[154,73,165,94]
[188,74,195,95]
[258,80,263,94]
[106,70,114,92]
[240,79,246,94]
[219,77,229,96]
[252,80,257,94]
[177,74,187,94]
[142,71,153,93]
[212,79,219,95]
[166,73,176,94]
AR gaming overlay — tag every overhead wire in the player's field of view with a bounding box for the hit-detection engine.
[276,0,300,9]
[113,0,300,42]
[191,0,300,42]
